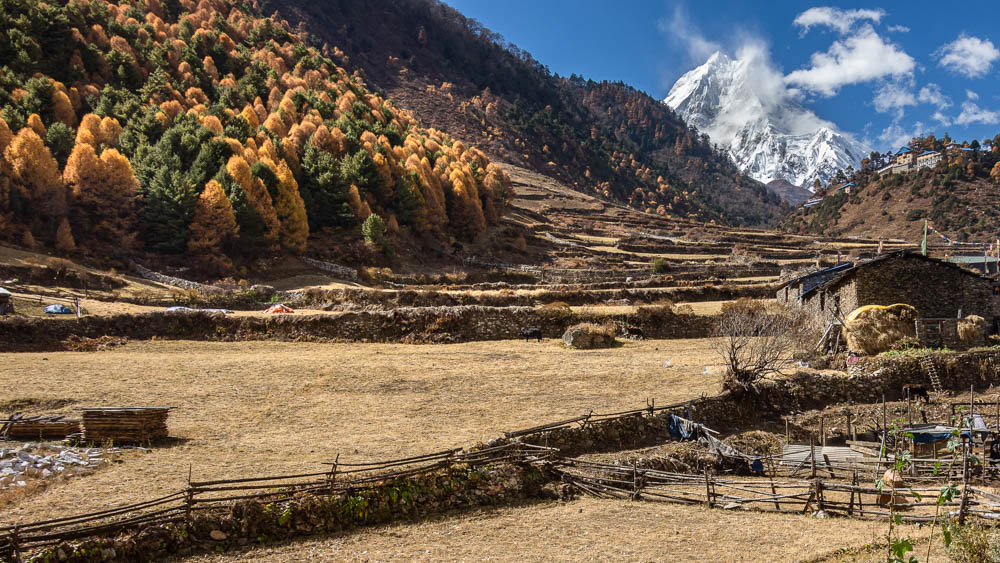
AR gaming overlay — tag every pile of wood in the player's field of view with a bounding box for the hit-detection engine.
[81,407,173,442]
[1,415,81,439]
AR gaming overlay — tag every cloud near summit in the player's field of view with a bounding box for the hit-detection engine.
[792,7,884,35]
[784,24,914,97]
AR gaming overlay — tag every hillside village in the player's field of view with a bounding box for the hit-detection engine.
[5,1,1000,562]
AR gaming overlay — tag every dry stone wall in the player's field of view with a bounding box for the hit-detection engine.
[0,306,715,351]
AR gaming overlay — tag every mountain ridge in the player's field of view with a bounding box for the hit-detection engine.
[266,0,789,227]
[664,50,870,192]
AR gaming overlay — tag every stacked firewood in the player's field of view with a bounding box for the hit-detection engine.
[1,415,82,439]
[81,407,172,442]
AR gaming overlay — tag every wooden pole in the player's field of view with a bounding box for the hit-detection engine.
[810,435,817,478]
[959,438,971,526]
[785,419,790,443]
[846,411,852,443]
[820,415,826,448]
[907,389,912,426]
[704,469,713,507]
[848,471,857,516]
[770,474,780,511]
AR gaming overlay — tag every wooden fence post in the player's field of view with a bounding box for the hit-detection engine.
[631,460,640,501]
[820,416,825,448]
[848,471,856,516]
[10,526,19,563]
[704,470,713,508]
[185,464,194,522]
[327,453,340,493]
[815,479,825,512]
[810,435,817,478]
[959,438,971,526]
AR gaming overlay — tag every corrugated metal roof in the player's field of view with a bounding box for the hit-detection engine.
[0,287,10,295]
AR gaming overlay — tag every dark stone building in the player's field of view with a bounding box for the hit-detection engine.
[777,251,999,326]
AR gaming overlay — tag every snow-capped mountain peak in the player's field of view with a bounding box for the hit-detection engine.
[664,50,870,191]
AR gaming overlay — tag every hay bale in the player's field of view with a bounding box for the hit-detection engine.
[843,304,919,355]
[958,315,987,346]
[562,323,617,349]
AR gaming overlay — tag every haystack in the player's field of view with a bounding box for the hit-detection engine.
[958,315,987,346]
[843,304,919,355]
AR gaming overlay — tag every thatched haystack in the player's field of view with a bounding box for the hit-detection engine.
[843,304,919,355]
[958,315,987,346]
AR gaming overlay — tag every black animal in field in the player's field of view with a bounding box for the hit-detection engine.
[522,327,542,342]
[622,326,645,340]
[903,384,930,403]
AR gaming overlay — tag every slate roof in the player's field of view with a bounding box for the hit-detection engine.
[790,251,990,299]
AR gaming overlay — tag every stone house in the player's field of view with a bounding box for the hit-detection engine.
[0,287,12,315]
[776,251,999,327]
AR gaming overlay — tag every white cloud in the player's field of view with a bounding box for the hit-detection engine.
[887,25,910,33]
[955,101,1000,126]
[931,111,951,126]
[878,121,929,149]
[785,25,915,96]
[873,80,915,115]
[935,34,1000,78]
[658,5,721,64]
[793,7,884,35]
[966,89,979,100]
[917,84,951,109]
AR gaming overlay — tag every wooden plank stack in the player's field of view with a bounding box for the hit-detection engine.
[81,407,174,442]
[1,415,81,439]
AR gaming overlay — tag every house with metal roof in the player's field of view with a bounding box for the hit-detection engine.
[776,251,998,326]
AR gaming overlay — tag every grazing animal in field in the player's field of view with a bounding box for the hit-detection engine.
[903,384,930,403]
[623,326,645,340]
[522,327,542,342]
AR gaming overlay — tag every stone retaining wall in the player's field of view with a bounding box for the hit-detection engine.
[0,306,716,351]
[131,263,223,294]
[299,257,359,281]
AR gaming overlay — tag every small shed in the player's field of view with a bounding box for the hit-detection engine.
[0,287,12,315]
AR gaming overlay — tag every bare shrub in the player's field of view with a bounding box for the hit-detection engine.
[713,299,815,392]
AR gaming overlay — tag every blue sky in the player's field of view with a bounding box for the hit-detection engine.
[443,1,1000,152]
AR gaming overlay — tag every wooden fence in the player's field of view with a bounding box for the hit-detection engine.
[0,442,555,561]
[554,458,1000,523]
[4,398,999,561]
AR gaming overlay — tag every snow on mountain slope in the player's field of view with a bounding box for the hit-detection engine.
[665,50,870,191]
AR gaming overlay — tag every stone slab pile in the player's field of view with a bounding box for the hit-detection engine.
[0,443,116,489]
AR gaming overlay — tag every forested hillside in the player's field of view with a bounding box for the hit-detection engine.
[781,135,1000,241]
[0,0,512,274]
[268,0,788,227]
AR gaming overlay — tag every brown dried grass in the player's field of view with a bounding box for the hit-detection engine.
[843,304,919,355]
[187,497,933,562]
[0,338,722,524]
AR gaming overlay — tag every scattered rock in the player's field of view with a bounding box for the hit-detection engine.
[209,530,227,541]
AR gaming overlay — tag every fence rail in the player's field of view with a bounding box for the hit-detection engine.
[0,443,555,560]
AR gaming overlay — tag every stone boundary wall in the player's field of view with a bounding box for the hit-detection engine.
[299,257,359,281]
[295,284,770,310]
[0,306,716,350]
[131,263,223,294]
[491,350,1000,457]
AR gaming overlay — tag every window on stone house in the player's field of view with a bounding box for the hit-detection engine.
[820,292,825,312]
[833,294,841,317]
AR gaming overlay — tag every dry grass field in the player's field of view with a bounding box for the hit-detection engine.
[186,497,936,562]
[0,338,722,525]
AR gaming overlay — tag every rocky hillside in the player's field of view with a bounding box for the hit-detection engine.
[265,0,788,227]
[781,136,1000,241]
[0,0,515,276]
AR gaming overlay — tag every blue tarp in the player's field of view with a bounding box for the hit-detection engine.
[43,304,72,314]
